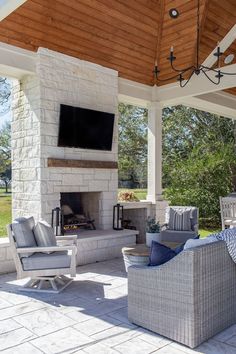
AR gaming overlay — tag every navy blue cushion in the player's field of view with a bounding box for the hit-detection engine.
[149,241,176,266]
[174,242,185,254]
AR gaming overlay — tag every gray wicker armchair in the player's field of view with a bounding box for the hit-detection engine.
[160,206,199,243]
[128,241,236,348]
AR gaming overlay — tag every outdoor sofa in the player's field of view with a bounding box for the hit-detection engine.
[128,240,236,348]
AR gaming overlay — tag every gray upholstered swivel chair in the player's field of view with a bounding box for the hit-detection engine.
[7,216,77,293]
[160,206,199,243]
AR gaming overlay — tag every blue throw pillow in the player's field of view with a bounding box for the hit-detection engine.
[174,242,185,254]
[149,241,176,266]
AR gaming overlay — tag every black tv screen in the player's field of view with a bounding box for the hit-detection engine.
[58,104,115,151]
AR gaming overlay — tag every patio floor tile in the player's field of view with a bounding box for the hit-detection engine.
[14,307,77,336]
[1,342,43,354]
[31,327,93,354]
[73,314,122,336]
[113,336,158,354]
[0,258,235,354]
[0,318,22,335]
[0,327,36,351]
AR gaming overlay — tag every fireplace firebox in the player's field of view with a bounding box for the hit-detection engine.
[60,192,97,233]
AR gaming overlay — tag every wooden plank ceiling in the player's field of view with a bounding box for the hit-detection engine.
[0,0,236,91]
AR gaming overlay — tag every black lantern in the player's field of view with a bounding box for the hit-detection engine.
[51,207,62,236]
[113,203,124,230]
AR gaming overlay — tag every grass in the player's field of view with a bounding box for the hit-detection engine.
[199,229,219,238]
[0,188,11,237]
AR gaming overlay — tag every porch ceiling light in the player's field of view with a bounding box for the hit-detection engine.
[224,54,235,65]
[153,0,236,87]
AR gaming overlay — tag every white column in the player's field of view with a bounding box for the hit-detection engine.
[146,101,163,203]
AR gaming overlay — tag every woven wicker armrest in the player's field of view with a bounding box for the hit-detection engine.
[128,250,195,298]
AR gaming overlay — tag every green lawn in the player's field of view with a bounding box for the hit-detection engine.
[0,188,11,237]
[199,229,218,238]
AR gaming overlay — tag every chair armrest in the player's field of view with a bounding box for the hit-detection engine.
[17,245,77,254]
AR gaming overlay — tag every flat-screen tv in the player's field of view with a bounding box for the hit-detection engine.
[58,104,115,151]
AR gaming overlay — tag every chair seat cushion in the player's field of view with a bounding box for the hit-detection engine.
[21,251,71,271]
[149,241,176,266]
[160,229,197,243]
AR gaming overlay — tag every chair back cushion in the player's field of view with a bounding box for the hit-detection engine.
[12,217,36,257]
[33,221,57,250]
[168,208,191,231]
[184,235,218,250]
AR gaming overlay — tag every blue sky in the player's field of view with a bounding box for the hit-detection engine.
[0,110,11,129]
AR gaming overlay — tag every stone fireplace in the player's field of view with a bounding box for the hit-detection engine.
[11,48,118,229]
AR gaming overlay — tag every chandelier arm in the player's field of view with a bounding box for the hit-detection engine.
[201,65,222,73]
[217,71,236,76]
[170,61,195,73]
[155,73,184,82]
[179,71,195,88]
[201,68,220,85]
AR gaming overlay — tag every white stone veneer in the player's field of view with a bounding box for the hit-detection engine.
[12,48,118,228]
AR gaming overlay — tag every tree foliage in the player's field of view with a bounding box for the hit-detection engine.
[118,103,147,188]
[0,78,11,115]
[163,106,235,223]
[0,121,11,192]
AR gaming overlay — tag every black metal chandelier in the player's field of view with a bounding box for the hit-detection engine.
[153,0,236,87]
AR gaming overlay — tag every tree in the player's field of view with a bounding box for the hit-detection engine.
[0,78,11,115]
[118,103,147,188]
[0,121,11,193]
[162,106,235,224]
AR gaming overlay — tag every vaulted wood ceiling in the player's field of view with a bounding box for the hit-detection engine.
[0,0,236,90]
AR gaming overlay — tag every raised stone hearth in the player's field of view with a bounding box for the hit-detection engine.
[75,229,138,265]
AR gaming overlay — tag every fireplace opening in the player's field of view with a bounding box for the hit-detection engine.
[60,192,99,233]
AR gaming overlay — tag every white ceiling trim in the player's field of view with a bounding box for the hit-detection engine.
[202,24,236,68]
[0,0,27,21]
[0,42,36,78]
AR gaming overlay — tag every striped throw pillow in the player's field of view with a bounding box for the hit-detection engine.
[169,208,191,231]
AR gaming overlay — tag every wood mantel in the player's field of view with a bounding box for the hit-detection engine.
[48,158,118,169]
